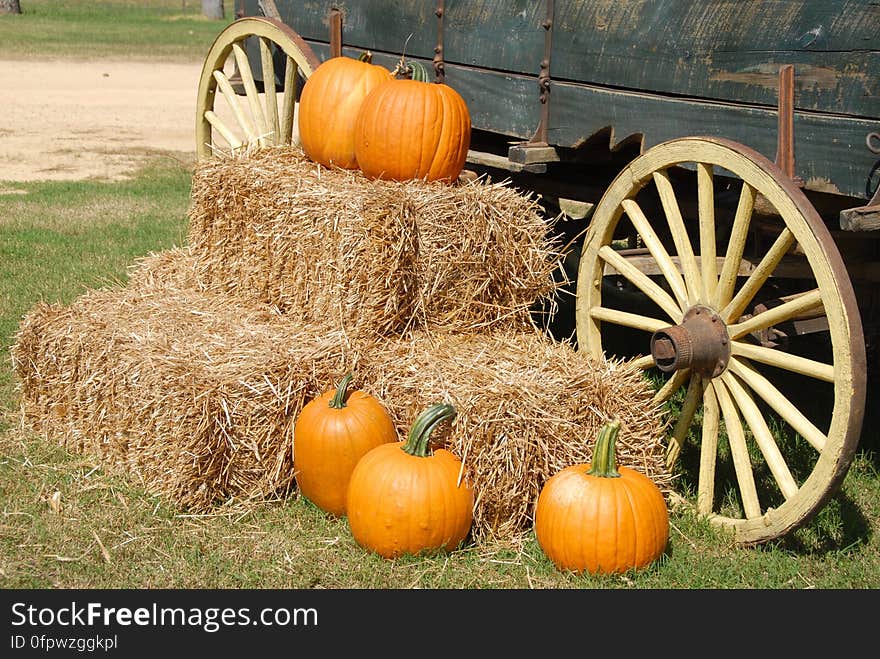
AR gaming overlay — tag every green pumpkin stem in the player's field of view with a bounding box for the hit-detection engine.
[402,403,457,457]
[358,51,373,63]
[587,420,622,479]
[329,373,354,409]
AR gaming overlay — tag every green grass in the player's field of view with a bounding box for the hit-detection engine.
[1,1,879,591]
[0,1,235,61]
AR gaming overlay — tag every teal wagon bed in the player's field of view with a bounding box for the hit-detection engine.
[194,0,880,546]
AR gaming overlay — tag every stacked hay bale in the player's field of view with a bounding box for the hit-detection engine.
[11,146,671,544]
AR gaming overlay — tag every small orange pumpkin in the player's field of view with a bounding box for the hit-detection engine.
[354,59,471,182]
[297,53,392,169]
[534,420,669,575]
[346,403,474,558]
[293,373,397,517]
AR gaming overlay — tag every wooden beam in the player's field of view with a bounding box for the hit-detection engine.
[839,205,880,232]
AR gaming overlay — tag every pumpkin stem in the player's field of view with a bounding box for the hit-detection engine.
[358,51,374,64]
[587,420,623,479]
[329,373,354,409]
[402,403,457,457]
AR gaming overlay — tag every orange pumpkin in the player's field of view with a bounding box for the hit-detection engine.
[353,59,471,182]
[293,373,397,517]
[346,403,474,558]
[297,53,392,169]
[534,420,669,575]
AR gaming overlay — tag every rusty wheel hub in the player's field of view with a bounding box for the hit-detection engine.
[650,306,731,378]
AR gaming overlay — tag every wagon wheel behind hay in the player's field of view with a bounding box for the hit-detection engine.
[576,136,866,546]
[196,16,320,159]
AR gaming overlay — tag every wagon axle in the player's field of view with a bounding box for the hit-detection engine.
[650,306,730,378]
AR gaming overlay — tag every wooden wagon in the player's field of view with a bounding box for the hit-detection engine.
[193,0,880,545]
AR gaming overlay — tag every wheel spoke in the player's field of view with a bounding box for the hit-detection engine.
[653,170,706,304]
[721,371,800,500]
[697,379,719,515]
[713,181,756,308]
[259,36,281,144]
[598,245,682,322]
[280,55,298,145]
[588,306,669,333]
[697,163,717,297]
[213,69,258,143]
[631,354,656,370]
[620,199,689,309]
[666,373,703,469]
[204,110,243,151]
[727,288,823,340]
[730,340,834,382]
[722,227,796,324]
[653,367,690,406]
[713,378,762,519]
[727,357,827,451]
[232,42,271,145]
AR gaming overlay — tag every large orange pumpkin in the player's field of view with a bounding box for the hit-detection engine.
[353,60,471,182]
[346,403,474,558]
[297,54,391,169]
[534,420,669,575]
[293,373,397,517]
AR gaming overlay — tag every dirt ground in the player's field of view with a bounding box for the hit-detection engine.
[1,58,204,185]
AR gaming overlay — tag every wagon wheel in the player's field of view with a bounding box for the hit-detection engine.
[196,17,320,160]
[575,136,866,545]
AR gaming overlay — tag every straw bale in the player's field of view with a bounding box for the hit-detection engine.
[12,263,670,541]
[11,279,359,511]
[187,146,565,335]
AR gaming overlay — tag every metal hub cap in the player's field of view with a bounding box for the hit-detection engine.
[650,305,731,378]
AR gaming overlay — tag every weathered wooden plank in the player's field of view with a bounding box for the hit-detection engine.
[250,0,546,75]
[551,0,880,118]
[839,204,880,231]
[550,79,878,200]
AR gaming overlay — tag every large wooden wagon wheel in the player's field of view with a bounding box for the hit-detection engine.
[576,136,866,545]
[196,17,320,160]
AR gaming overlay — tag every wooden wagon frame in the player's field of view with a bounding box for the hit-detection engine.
[193,0,880,546]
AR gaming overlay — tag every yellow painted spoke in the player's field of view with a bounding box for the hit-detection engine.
[204,110,243,150]
[631,354,656,370]
[713,378,762,519]
[280,56,298,144]
[730,340,834,382]
[599,245,682,322]
[697,163,717,297]
[722,227,796,323]
[259,36,281,144]
[666,373,703,469]
[653,170,705,304]
[589,306,669,334]
[721,371,800,500]
[727,289,823,340]
[696,380,719,515]
[727,358,827,451]
[713,182,756,308]
[653,368,690,406]
[232,42,271,145]
[213,69,257,143]
[621,199,689,309]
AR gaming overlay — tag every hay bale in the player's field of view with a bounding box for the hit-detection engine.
[12,261,670,541]
[11,279,356,511]
[188,146,565,334]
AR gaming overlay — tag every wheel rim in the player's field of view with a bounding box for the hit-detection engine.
[575,136,866,545]
[196,17,321,160]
